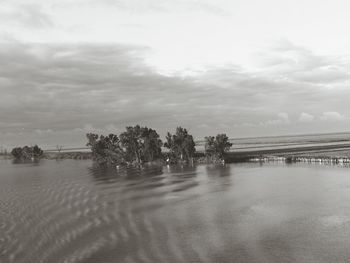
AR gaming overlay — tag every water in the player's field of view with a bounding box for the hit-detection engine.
[2,160,350,263]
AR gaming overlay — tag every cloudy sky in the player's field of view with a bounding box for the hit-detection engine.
[1,0,350,149]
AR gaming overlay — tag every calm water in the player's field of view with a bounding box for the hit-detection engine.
[2,160,350,263]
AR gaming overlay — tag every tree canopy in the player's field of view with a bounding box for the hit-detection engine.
[86,125,233,167]
[86,125,163,166]
[204,134,232,159]
[120,125,163,163]
[164,127,196,162]
[11,145,43,160]
[140,127,163,162]
[86,133,124,166]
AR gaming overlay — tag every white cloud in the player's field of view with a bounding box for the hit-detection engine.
[2,0,350,74]
[320,112,345,122]
[264,113,290,126]
[34,129,53,135]
[2,1,350,146]
[299,113,315,122]
[278,112,290,122]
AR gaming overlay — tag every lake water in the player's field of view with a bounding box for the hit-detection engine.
[2,160,350,263]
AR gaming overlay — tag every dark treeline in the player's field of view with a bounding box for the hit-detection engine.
[86,125,163,166]
[9,125,233,165]
[11,145,43,160]
[86,125,232,167]
[204,134,233,162]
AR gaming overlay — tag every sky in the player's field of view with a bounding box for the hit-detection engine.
[1,0,350,149]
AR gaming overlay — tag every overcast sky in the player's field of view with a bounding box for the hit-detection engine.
[1,0,350,149]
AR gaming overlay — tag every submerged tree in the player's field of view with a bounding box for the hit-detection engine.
[141,127,163,162]
[86,133,124,166]
[120,125,162,163]
[204,134,232,160]
[164,127,196,162]
[32,145,44,158]
[119,125,143,163]
[11,145,43,160]
[11,147,23,159]
[86,125,163,166]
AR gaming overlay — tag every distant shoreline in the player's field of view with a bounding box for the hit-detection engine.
[3,141,350,165]
[0,152,92,161]
[225,142,350,164]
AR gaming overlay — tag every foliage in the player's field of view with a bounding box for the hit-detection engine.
[204,134,232,159]
[86,133,124,166]
[119,125,143,163]
[140,127,163,162]
[11,147,23,159]
[11,145,44,160]
[86,125,163,166]
[164,127,196,162]
[120,125,163,163]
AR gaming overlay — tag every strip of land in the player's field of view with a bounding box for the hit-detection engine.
[3,138,350,163]
[225,142,350,163]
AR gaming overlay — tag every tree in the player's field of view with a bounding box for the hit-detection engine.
[86,133,124,166]
[164,127,196,162]
[204,134,232,159]
[11,145,43,160]
[32,145,44,158]
[120,125,163,163]
[120,125,143,163]
[204,136,216,157]
[86,126,163,167]
[141,127,163,162]
[11,147,23,159]
[56,145,63,153]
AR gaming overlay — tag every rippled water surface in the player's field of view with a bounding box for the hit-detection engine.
[2,160,350,263]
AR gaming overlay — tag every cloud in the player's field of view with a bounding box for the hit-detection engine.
[255,40,350,86]
[278,112,290,122]
[320,112,345,122]
[299,113,315,122]
[0,3,53,29]
[0,42,250,147]
[262,113,290,126]
[1,40,350,148]
[95,0,228,15]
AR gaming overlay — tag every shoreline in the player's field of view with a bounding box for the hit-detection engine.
[3,142,350,165]
[224,143,350,164]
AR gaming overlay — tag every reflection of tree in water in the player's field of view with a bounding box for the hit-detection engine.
[88,163,163,183]
[12,158,40,165]
[84,163,208,262]
[205,164,233,191]
[124,165,163,180]
[206,164,231,177]
[165,164,199,193]
[88,163,201,195]
[166,163,197,174]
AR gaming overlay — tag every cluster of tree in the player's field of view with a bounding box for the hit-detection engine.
[164,127,196,163]
[204,134,232,162]
[11,145,44,160]
[86,125,163,166]
[86,125,233,167]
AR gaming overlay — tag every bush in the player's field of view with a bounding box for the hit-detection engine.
[164,127,196,163]
[86,133,125,166]
[11,145,43,160]
[87,125,163,167]
[204,134,232,160]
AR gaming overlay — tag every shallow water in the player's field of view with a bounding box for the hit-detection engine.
[2,160,350,263]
